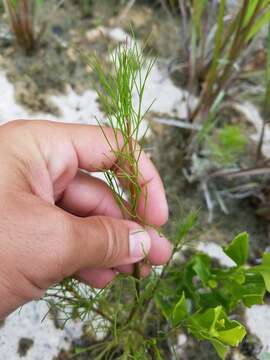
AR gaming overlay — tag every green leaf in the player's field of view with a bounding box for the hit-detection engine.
[243,0,261,27]
[191,306,222,337]
[218,271,265,309]
[192,0,208,34]
[241,272,266,307]
[155,294,172,321]
[217,321,246,346]
[172,292,188,326]
[252,253,270,292]
[224,232,249,266]
[192,254,211,285]
[188,306,246,359]
[208,279,218,288]
[175,210,199,244]
[247,8,270,42]
[230,270,246,285]
[211,339,228,360]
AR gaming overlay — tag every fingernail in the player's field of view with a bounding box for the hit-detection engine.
[129,229,151,260]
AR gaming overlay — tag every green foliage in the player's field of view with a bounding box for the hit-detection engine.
[178,0,270,128]
[252,253,270,292]
[78,0,92,17]
[45,39,270,359]
[208,125,247,166]
[47,220,269,358]
[188,306,246,358]
[172,292,188,326]
[192,0,208,34]
[246,0,270,41]
[88,39,155,225]
[155,232,269,359]
[224,232,249,266]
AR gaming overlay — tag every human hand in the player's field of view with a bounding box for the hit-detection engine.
[0,120,171,318]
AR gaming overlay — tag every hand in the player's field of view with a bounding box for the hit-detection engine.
[0,120,171,318]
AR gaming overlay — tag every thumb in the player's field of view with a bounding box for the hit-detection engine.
[64,215,151,273]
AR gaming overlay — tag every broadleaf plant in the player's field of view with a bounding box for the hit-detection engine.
[45,39,270,359]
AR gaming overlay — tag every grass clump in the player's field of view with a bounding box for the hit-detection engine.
[3,0,63,54]
[208,125,248,166]
[180,0,270,124]
[3,0,43,53]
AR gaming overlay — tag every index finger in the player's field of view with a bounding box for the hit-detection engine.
[69,123,168,226]
[27,121,169,226]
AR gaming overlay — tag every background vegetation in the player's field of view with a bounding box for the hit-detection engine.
[1,1,270,359]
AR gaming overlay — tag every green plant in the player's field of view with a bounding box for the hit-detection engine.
[89,37,156,301]
[170,1,270,191]
[3,0,43,53]
[156,231,270,358]
[45,40,270,359]
[207,125,247,166]
[176,1,270,125]
[3,0,62,53]
[78,0,92,17]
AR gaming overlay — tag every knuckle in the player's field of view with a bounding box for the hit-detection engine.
[96,217,121,267]
[2,119,48,138]
[2,120,39,140]
[57,216,76,275]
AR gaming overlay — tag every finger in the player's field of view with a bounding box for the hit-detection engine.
[133,150,168,226]
[77,268,117,289]
[4,193,153,293]
[62,214,152,275]
[58,171,123,218]
[116,229,173,268]
[77,263,151,289]
[77,262,151,289]
[146,228,172,265]
[65,123,168,226]
[17,121,168,226]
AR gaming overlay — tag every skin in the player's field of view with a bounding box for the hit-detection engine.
[0,120,172,319]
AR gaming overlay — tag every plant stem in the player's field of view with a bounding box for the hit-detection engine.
[64,282,114,324]
[125,119,141,299]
